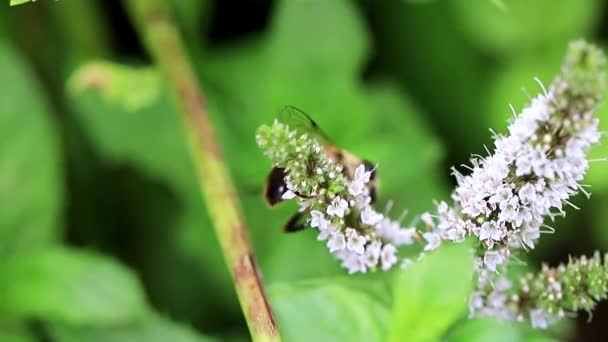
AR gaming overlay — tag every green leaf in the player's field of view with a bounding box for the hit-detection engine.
[49,315,217,342]
[9,0,31,6]
[0,321,35,342]
[67,62,238,322]
[447,0,602,57]
[389,241,474,341]
[445,318,558,342]
[269,280,390,341]
[0,40,63,258]
[364,1,486,161]
[0,247,148,325]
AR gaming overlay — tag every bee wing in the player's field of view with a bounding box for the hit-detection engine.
[278,106,333,146]
[283,211,309,233]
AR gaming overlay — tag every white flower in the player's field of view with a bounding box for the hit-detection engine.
[364,241,382,267]
[327,232,346,252]
[281,190,297,200]
[361,206,383,226]
[327,196,348,218]
[487,290,507,308]
[478,221,502,242]
[509,115,538,142]
[394,227,417,245]
[348,164,371,196]
[445,225,467,242]
[346,228,366,255]
[309,210,328,230]
[421,212,434,226]
[423,232,441,251]
[342,252,367,274]
[499,196,519,222]
[488,185,512,206]
[483,250,504,271]
[521,225,540,249]
[530,308,551,329]
[469,292,485,315]
[518,183,537,204]
[514,206,533,227]
[317,224,337,241]
[380,244,398,271]
[437,201,449,216]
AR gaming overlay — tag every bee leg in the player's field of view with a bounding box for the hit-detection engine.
[283,212,309,233]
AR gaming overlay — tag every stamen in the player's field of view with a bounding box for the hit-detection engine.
[534,77,548,96]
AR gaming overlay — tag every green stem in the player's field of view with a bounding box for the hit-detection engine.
[125,1,281,341]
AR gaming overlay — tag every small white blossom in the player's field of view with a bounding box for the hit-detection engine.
[361,206,383,226]
[530,309,551,329]
[521,225,540,249]
[342,252,367,274]
[483,250,505,271]
[346,228,366,255]
[317,224,337,241]
[421,212,434,226]
[327,196,348,218]
[348,164,371,196]
[281,190,297,200]
[327,232,346,252]
[364,241,382,267]
[478,221,503,242]
[380,244,398,271]
[423,232,441,251]
[309,210,329,230]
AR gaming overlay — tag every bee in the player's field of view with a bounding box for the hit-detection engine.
[264,106,379,232]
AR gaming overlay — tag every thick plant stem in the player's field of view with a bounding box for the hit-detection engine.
[125,1,281,341]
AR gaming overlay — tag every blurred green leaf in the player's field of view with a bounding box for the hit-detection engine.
[50,315,217,342]
[0,40,63,258]
[0,248,148,325]
[9,0,31,6]
[366,0,486,162]
[67,61,239,323]
[269,280,390,342]
[0,321,35,342]
[446,318,558,342]
[448,0,602,57]
[389,241,474,341]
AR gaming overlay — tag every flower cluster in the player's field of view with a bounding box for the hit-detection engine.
[257,121,417,273]
[421,40,607,327]
[471,252,608,329]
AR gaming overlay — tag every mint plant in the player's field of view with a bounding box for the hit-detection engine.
[257,40,608,329]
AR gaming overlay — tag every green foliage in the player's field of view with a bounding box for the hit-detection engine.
[49,315,217,342]
[269,280,390,341]
[0,40,62,258]
[446,318,556,342]
[0,247,148,325]
[389,241,474,341]
[448,0,602,57]
[9,0,31,6]
[0,320,35,342]
[3,0,608,340]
